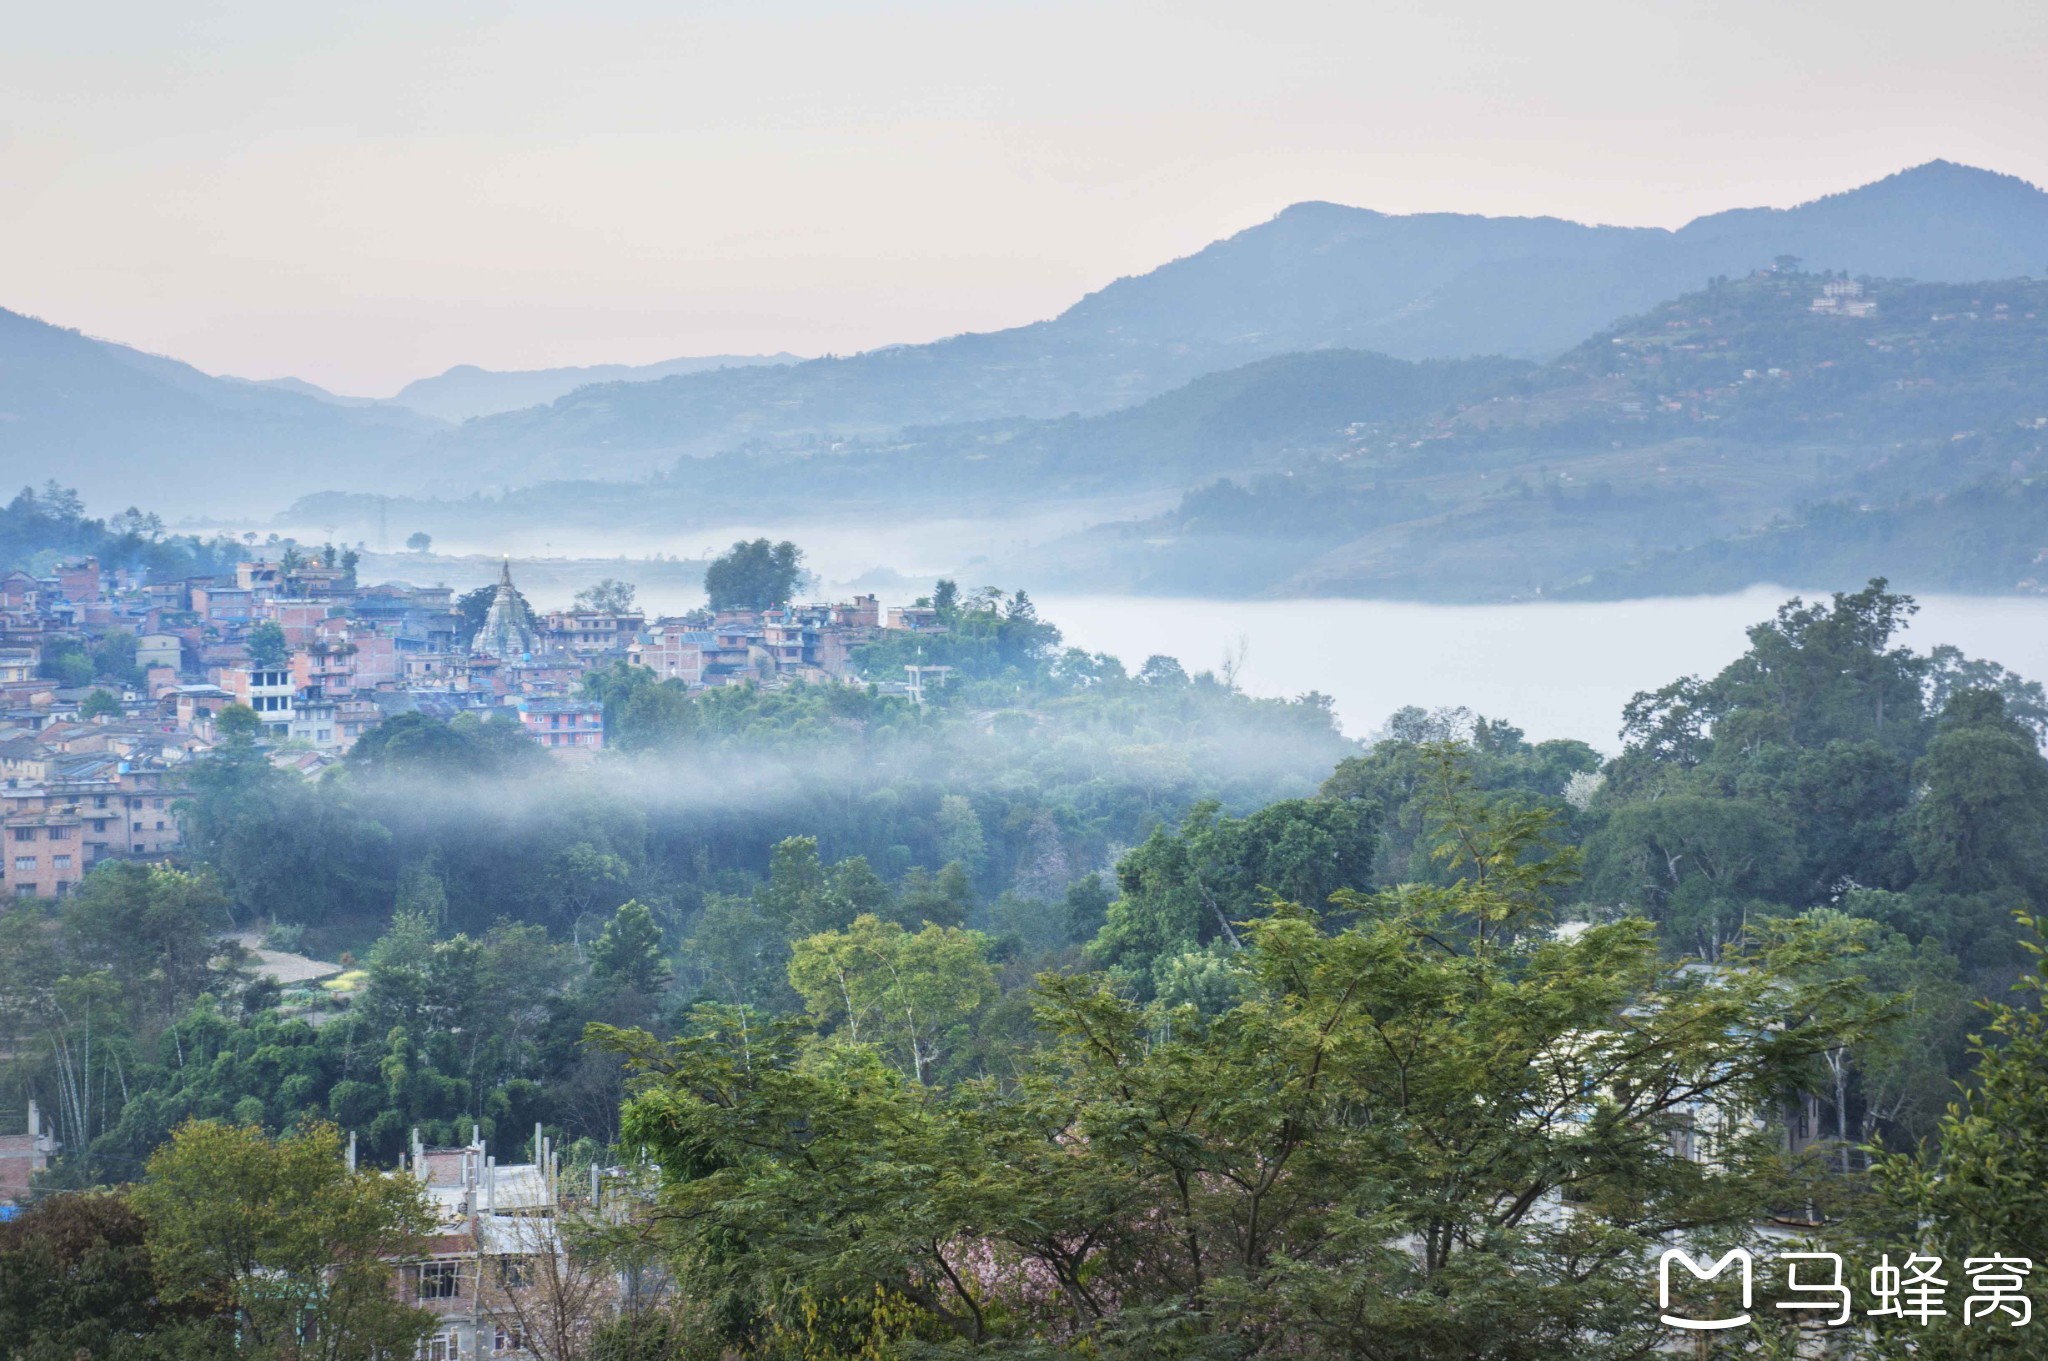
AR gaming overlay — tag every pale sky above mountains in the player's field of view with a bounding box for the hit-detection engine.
[4,0,2045,395]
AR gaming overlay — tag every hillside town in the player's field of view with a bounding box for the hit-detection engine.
[1,551,935,901]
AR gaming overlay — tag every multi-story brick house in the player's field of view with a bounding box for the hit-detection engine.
[885,604,944,632]
[508,697,603,754]
[268,599,332,648]
[0,571,43,614]
[0,1101,58,1205]
[136,631,184,674]
[627,625,711,685]
[396,1129,611,1361]
[54,558,101,605]
[539,610,644,658]
[235,560,283,595]
[119,768,181,856]
[3,808,86,898]
[0,735,52,783]
[191,582,256,624]
[226,665,297,737]
[335,696,385,748]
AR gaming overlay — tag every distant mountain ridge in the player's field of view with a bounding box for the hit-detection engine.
[0,308,441,512]
[295,266,2048,605]
[8,159,2048,518]
[389,353,805,423]
[288,347,1533,538]
[429,161,2048,485]
[224,374,387,408]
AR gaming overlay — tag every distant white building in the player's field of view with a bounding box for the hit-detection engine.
[1810,278,1876,317]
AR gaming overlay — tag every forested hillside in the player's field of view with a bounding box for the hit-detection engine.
[1037,273,2048,598]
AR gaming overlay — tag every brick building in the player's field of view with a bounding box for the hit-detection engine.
[0,1101,58,1205]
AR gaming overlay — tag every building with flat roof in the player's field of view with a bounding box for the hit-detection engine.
[0,1102,58,1204]
[508,697,603,754]
[395,1126,610,1361]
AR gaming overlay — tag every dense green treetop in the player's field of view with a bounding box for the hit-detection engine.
[703,538,803,611]
[244,621,288,670]
[134,1120,435,1361]
[1,481,246,580]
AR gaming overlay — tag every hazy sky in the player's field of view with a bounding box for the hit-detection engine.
[5,0,2045,395]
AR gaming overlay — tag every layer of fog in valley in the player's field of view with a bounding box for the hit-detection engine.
[272,491,2048,749]
[1038,589,2048,748]
[256,508,2048,751]
[257,501,1167,598]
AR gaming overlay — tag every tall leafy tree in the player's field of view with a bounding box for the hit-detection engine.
[1859,913,2048,1358]
[703,539,803,611]
[134,1120,435,1361]
[590,899,672,996]
[63,863,231,1029]
[246,621,289,669]
[1091,795,1377,989]
[1905,690,2048,900]
[574,578,639,614]
[0,1192,215,1360]
[787,915,996,1083]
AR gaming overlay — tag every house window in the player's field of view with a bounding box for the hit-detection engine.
[12,857,33,872]
[53,855,71,870]
[494,1325,527,1353]
[10,828,31,842]
[418,1261,462,1299]
[425,1332,460,1361]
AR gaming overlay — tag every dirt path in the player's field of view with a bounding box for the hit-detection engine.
[226,931,344,986]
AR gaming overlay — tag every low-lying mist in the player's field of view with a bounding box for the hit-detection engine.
[222,681,1359,949]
